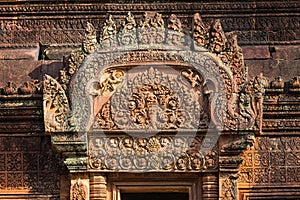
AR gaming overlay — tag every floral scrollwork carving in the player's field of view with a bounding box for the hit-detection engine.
[43,75,70,132]
[93,67,209,131]
[193,13,209,48]
[119,12,137,45]
[88,135,217,172]
[100,15,117,48]
[139,12,165,44]
[221,175,237,200]
[82,22,98,54]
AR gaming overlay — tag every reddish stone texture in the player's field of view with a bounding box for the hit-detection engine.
[242,46,271,60]
[0,60,63,85]
[0,48,39,60]
[244,45,300,81]
[271,45,300,60]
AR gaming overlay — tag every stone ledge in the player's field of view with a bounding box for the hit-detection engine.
[0,47,40,60]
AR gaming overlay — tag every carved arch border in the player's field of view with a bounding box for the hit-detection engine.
[69,44,233,132]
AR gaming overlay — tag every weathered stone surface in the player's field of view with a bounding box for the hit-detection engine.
[0,60,63,84]
[0,1,300,200]
[0,48,39,60]
[246,59,300,81]
[242,46,271,60]
[44,45,79,60]
[271,45,300,60]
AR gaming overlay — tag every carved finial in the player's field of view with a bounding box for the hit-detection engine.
[168,14,182,32]
[227,32,242,53]
[166,14,184,46]
[153,12,165,29]
[119,12,137,45]
[82,22,98,54]
[140,12,164,29]
[43,75,70,132]
[290,76,300,88]
[193,13,208,47]
[139,12,165,44]
[101,14,117,47]
[122,12,136,32]
[209,19,227,53]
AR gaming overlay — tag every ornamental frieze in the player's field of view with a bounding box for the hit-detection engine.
[88,134,218,172]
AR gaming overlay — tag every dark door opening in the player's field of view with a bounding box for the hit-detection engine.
[121,192,189,200]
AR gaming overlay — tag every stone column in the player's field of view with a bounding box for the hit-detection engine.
[90,173,107,200]
[202,173,218,200]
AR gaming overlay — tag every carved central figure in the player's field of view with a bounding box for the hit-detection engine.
[128,83,181,129]
[93,67,209,131]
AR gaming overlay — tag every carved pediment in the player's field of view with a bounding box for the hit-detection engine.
[43,12,265,134]
[42,12,264,174]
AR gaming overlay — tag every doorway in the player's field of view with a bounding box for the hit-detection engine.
[121,192,189,200]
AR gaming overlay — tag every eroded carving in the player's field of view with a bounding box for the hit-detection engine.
[43,75,70,132]
[139,12,165,44]
[167,14,184,46]
[100,15,117,48]
[119,12,137,45]
[71,179,88,200]
[221,175,237,200]
[193,13,209,47]
[83,22,98,54]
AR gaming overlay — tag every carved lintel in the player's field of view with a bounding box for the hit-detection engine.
[88,134,218,172]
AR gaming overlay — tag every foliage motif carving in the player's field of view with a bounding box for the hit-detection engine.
[221,175,237,200]
[139,12,165,44]
[167,14,185,46]
[93,67,209,131]
[100,15,117,48]
[193,13,209,48]
[119,12,137,45]
[43,75,70,132]
[88,135,218,172]
[71,179,88,200]
[83,22,98,54]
